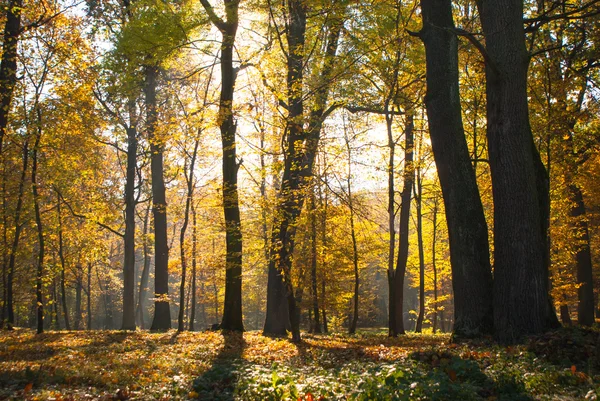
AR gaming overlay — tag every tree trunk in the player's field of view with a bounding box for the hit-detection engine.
[6,139,28,326]
[309,191,321,333]
[57,196,71,330]
[570,185,594,326]
[146,65,171,331]
[346,131,359,335]
[188,203,197,331]
[393,113,415,335]
[200,0,244,332]
[414,170,425,333]
[136,203,151,329]
[386,112,398,337]
[420,0,494,337]
[122,124,137,331]
[32,126,44,335]
[87,263,92,330]
[178,139,198,332]
[477,0,550,342]
[0,0,22,155]
[263,5,342,343]
[432,196,438,334]
[74,265,82,330]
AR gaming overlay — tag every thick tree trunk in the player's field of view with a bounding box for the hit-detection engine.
[146,65,171,331]
[6,140,28,326]
[122,125,137,331]
[0,0,22,155]
[420,0,494,337]
[477,0,550,342]
[393,114,415,335]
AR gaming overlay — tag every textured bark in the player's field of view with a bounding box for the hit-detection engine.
[420,0,494,337]
[146,65,171,331]
[6,140,28,325]
[309,192,321,334]
[0,0,23,155]
[477,0,550,342]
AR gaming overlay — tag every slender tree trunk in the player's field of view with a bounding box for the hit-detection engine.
[432,196,438,334]
[57,196,71,330]
[386,112,398,337]
[394,113,415,335]
[477,0,551,341]
[200,0,244,332]
[32,125,44,335]
[188,204,197,331]
[309,191,321,333]
[74,265,82,330]
[6,140,28,326]
[122,123,137,331]
[420,0,494,337]
[146,65,171,330]
[346,132,359,335]
[136,203,151,329]
[87,263,92,330]
[319,159,328,334]
[414,171,425,333]
[178,140,199,332]
[0,0,22,155]
[52,278,59,330]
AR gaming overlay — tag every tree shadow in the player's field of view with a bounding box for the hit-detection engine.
[191,331,246,401]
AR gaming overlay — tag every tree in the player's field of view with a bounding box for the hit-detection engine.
[200,0,244,332]
[418,0,494,338]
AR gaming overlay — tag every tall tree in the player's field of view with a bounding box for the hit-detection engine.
[200,0,244,332]
[418,0,494,337]
[476,0,552,341]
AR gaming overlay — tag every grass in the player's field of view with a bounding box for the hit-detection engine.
[0,327,598,400]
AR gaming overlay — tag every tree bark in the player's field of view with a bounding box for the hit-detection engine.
[74,265,82,330]
[431,195,439,334]
[393,113,415,335]
[345,131,359,335]
[477,0,551,342]
[0,0,23,155]
[309,191,321,333]
[87,263,92,330]
[420,0,494,337]
[146,65,171,331]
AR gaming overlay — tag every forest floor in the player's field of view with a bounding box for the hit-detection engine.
[0,327,599,400]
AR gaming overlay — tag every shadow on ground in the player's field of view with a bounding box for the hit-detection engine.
[192,331,246,401]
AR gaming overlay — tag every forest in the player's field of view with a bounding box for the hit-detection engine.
[0,0,599,399]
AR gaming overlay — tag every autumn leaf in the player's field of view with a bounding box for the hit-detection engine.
[24,382,33,394]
